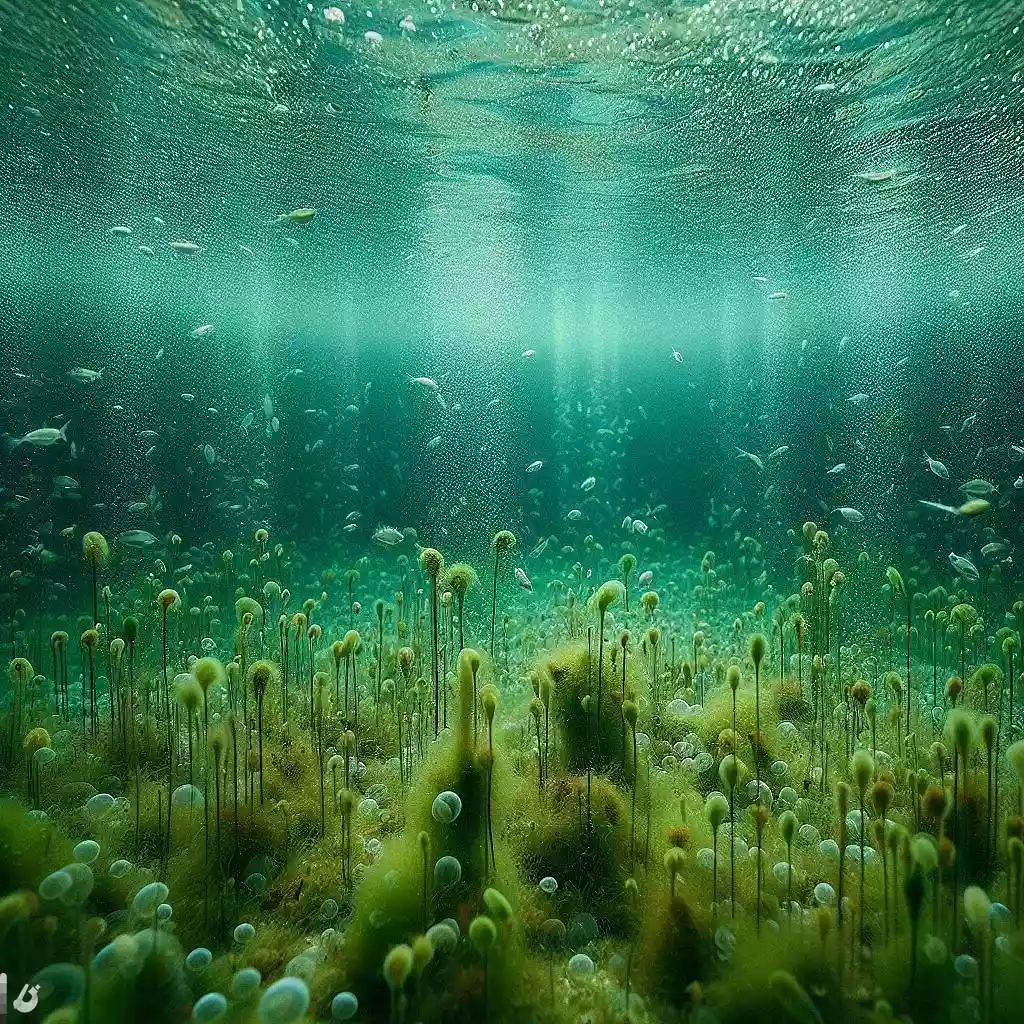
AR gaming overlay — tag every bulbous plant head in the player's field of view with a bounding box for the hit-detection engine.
[332,640,346,665]
[344,629,362,656]
[411,934,434,975]
[158,589,180,612]
[248,659,278,699]
[705,792,729,830]
[444,562,478,599]
[174,675,203,713]
[492,530,516,555]
[945,709,975,761]
[726,665,741,692]
[963,886,991,932]
[719,753,741,791]
[481,683,498,724]
[419,548,444,580]
[594,579,623,617]
[82,531,109,566]
[9,657,33,687]
[1008,740,1024,787]
[749,633,766,668]
[235,597,262,625]
[622,699,638,730]
[641,591,659,615]
[850,750,873,796]
[468,915,497,955]
[383,944,413,991]
[81,628,100,651]
[193,656,225,692]
[979,715,997,752]
[778,809,797,846]
[619,553,637,575]
[374,598,386,623]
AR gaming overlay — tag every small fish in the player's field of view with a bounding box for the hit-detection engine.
[981,542,1008,558]
[138,244,155,256]
[957,499,990,517]
[117,529,160,549]
[949,552,979,581]
[923,453,949,479]
[523,349,536,359]
[53,475,80,490]
[1016,475,1024,489]
[67,367,103,383]
[565,509,582,521]
[7,423,70,448]
[622,516,633,532]
[426,436,442,449]
[960,413,978,432]
[343,464,360,473]
[833,507,864,523]
[203,444,216,464]
[526,460,544,473]
[109,225,132,235]
[155,348,164,360]
[672,348,682,363]
[191,324,214,339]
[826,463,847,475]
[372,526,404,547]
[345,511,362,522]
[514,567,533,591]
[343,523,358,533]
[735,448,764,470]
[127,501,148,512]
[638,570,653,586]
[633,519,648,535]
[960,478,997,497]
[409,376,440,392]
[855,169,896,183]
[181,393,196,403]
[168,240,201,254]
[766,446,789,460]
[239,244,256,257]
[251,478,269,490]
[581,476,597,491]
[768,290,788,300]
[846,393,870,406]
[275,208,317,225]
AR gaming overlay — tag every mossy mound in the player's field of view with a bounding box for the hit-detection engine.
[635,891,709,1006]
[543,643,639,777]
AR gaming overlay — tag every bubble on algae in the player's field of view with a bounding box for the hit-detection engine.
[539,875,558,894]
[433,855,461,888]
[59,862,94,905]
[172,784,204,809]
[568,953,595,977]
[232,967,262,999]
[92,934,142,977]
[73,839,100,863]
[84,792,115,818]
[39,869,73,901]
[233,921,256,944]
[186,947,213,969]
[258,977,310,1023]
[157,902,173,920]
[131,881,169,917]
[192,992,228,1021]
[109,858,132,877]
[331,992,358,1021]
[430,790,462,823]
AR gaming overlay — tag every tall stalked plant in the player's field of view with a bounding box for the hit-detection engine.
[591,580,623,763]
[419,548,445,738]
[489,531,516,657]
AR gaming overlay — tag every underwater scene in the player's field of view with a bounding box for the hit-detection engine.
[3,0,1024,1022]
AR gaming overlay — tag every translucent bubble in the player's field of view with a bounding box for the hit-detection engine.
[84,793,115,818]
[109,859,132,878]
[796,824,820,847]
[61,862,95,906]
[990,902,1011,931]
[434,855,462,889]
[814,882,836,906]
[186,947,212,970]
[694,752,714,773]
[696,848,715,871]
[924,935,948,963]
[231,967,262,999]
[34,746,56,767]
[539,876,558,894]
[259,977,310,1024]
[331,992,359,1021]
[157,903,173,920]
[365,839,382,858]
[772,862,794,886]
[244,873,268,894]
[426,922,458,954]
[132,882,169,917]
[319,899,339,921]
[201,638,217,653]
[172,784,204,809]
[365,783,388,803]
[745,780,773,808]
[431,790,462,824]
[566,913,599,950]
[714,925,736,961]
[73,840,100,864]
[39,869,73,901]
[285,952,317,983]
[818,839,840,860]
[666,698,689,716]
[954,954,978,979]
[192,992,228,1022]
[357,797,379,819]
[769,760,789,780]
[567,953,595,977]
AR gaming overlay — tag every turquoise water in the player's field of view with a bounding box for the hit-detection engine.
[2,2,1024,1022]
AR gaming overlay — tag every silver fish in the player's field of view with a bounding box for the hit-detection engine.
[833,507,864,523]
[734,448,764,470]
[948,552,979,581]
[515,567,533,591]
[923,453,949,479]
[373,526,404,547]
[117,530,159,549]
[67,367,103,383]
[8,423,70,448]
